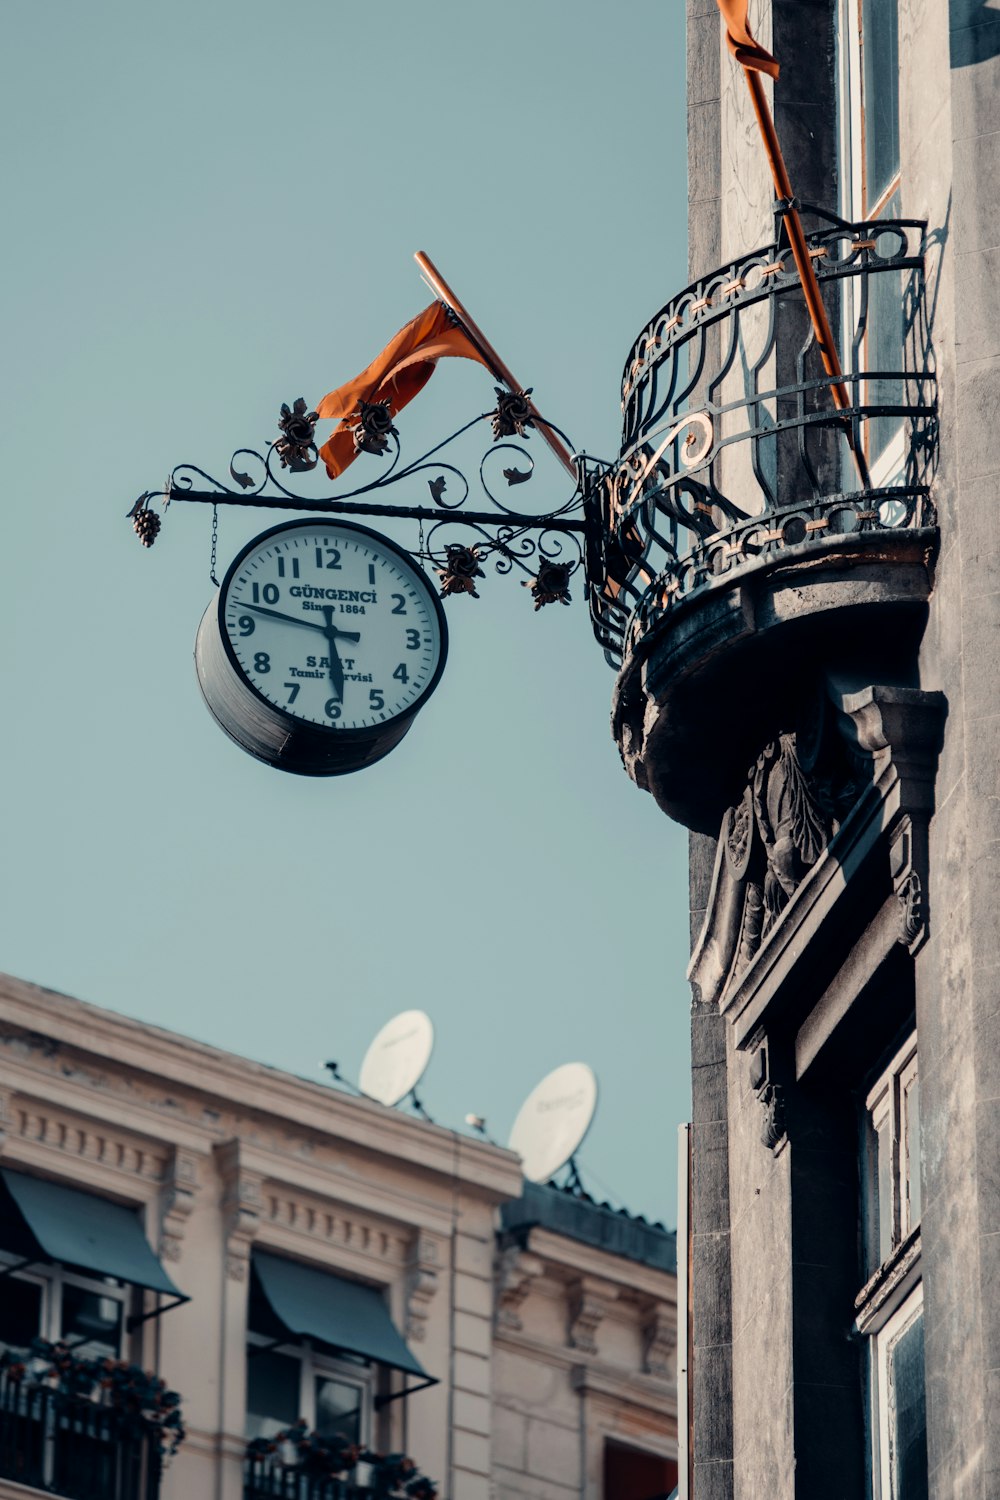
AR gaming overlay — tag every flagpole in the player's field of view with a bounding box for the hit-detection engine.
[414,251,579,481]
[735,60,871,488]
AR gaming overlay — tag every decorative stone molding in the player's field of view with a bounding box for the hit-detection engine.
[0,1093,168,1186]
[405,1235,440,1343]
[495,1245,543,1332]
[260,1188,407,1266]
[159,1147,201,1262]
[214,1140,264,1281]
[568,1277,614,1355]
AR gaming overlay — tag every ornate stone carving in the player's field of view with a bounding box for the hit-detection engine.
[405,1235,440,1343]
[758,1083,786,1152]
[751,733,832,934]
[898,871,924,948]
[495,1245,543,1332]
[159,1148,200,1263]
[214,1140,264,1282]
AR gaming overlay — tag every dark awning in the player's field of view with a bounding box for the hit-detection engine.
[0,1169,185,1302]
[252,1251,430,1384]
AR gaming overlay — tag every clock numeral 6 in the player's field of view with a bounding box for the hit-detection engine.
[369,689,385,711]
[324,699,342,721]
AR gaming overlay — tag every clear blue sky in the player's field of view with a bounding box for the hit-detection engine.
[0,0,691,1225]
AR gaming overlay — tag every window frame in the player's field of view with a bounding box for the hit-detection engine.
[835,0,905,487]
[857,1034,926,1500]
[0,1250,129,1360]
[244,1328,374,1448]
[869,1283,926,1500]
[862,1033,920,1278]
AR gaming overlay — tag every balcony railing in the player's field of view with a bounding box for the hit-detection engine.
[244,1437,438,1500]
[0,1370,162,1500]
[585,209,937,667]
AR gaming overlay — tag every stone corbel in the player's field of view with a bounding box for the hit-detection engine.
[641,1303,677,1379]
[494,1245,543,1332]
[568,1276,616,1355]
[159,1147,201,1263]
[214,1139,264,1281]
[838,685,945,954]
[405,1234,440,1343]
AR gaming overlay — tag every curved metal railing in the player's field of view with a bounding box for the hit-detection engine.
[586,210,938,667]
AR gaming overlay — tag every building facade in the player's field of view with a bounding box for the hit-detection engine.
[0,973,677,1500]
[587,1,998,1496]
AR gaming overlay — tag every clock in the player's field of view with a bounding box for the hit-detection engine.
[195,518,448,775]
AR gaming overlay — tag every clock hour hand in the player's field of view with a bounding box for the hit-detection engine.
[236,600,360,643]
[321,607,346,702]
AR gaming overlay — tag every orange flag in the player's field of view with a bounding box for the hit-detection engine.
[716,0,779,78]
[315,302,489,479]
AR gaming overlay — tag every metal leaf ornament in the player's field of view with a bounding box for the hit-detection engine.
[524,559,573,610]
[436,543,485,599]
[491,387,534,441]
[352,399,397,459]
[274,397,319,472]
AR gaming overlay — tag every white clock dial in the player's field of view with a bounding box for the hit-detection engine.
[219,523,444,732]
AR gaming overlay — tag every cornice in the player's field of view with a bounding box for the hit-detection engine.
[0,975,522,1203]
[523,1227,678,1304]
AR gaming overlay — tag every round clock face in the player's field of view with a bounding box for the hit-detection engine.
[218,520,446,733]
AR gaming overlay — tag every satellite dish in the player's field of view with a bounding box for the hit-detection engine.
[358,1011,434,1108]
[508,1063,598,1184]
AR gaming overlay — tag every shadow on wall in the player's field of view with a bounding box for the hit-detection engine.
[951,0,1000,66]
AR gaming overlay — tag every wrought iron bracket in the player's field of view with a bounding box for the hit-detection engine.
[129,400,597,611]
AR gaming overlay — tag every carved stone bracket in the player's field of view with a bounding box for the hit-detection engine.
[159,1147,202,1263]
[405,1235,440,1343]
[214,1139,264,1282]
[494,1245,543,1332]
[641,1304,676,1379]
[749,1044,787,1154]
[568,1276,615,1355]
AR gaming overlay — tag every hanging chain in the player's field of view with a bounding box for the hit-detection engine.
[417,516,426,557]
[209,505,219,587]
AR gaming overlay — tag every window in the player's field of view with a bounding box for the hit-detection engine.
[862,1035,921,1275]
[602,1440,678,1500]
[245,1300,372,1448]
[858,1036,927,1500]
[0,1253,127,1360]
[836,0,906,481]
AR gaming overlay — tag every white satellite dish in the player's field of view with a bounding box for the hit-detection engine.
[358,1010,434,1108]
[508,1062,598,1184]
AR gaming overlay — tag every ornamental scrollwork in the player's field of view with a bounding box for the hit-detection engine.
[127,395,587,613]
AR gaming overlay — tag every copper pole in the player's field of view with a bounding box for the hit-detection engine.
[414,250,578,480]
[741,70,870,485]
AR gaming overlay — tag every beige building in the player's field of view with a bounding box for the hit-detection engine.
[0,974,676,1500]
